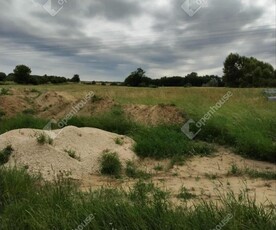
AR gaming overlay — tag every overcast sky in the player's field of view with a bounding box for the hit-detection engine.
[0,0,275,81]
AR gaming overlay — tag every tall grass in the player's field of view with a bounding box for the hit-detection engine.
[0,168,275,229]
[0,85,275,162]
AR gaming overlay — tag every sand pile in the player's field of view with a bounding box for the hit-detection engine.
[0,126,137,181]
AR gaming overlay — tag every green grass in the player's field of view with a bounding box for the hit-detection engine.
[0,114,47,135]
[0,85,275,162]
[228,164,276,180]
[0,167,275,229]
[133,125,213,159]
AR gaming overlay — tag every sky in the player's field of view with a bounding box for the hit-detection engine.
[0,0,275,81]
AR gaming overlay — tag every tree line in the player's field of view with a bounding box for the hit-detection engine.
[0,53,275,87]
[124,53,276,87]
[0,65,80,84]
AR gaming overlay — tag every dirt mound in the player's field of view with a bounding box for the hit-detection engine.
[0,126,137,181]
[79,97,117,116]
[124,104,186,125]
[0,95,30,117]
[34,91,76,119]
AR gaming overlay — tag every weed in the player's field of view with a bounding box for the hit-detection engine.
[228,163,242,176]
[64,149,80,161]
[177,186,196,200]
[36,132,53,145]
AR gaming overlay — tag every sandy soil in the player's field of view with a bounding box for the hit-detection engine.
[0,126,137,181]
[1,127,275,207]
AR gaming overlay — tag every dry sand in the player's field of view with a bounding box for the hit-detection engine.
[0,126,137,181]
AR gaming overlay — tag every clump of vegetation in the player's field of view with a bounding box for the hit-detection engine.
[153,164,163,171]
[125,161,151,179]
[0,88,10,95]
[228,164,276,180]
[36,132,53,145]
[228,163,242,176]
[99,150,122,178]
[133,125,213,159]
[114,137,124,145]
[177,186,196,200]
[205,173,218,180]
[64,149,80,161]
[91,94,103,103]
[0,145,13,165]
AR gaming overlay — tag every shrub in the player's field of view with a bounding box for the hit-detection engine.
[99,151,122,177]
[0,145,13,165]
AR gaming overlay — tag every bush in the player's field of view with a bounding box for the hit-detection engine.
[99,151,122,177]
[0,145,13,165]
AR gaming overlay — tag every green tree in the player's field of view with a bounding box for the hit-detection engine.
[223,53,244,87]
[13,65,32,84]
[124,68,147,87]
[223,53,275,87]
[0,72,6,81]
[71,74,80,83]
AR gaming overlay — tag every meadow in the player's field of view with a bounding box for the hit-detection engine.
[1,84,276,162]
[0,84,276,229]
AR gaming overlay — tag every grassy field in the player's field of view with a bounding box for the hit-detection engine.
[0,167,275,230]
[0,84,276,229]
[1,84,275,162]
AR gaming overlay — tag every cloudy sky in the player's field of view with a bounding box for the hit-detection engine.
[0,0,275,81]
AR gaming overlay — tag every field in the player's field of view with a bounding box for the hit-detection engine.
[0,84,276,229]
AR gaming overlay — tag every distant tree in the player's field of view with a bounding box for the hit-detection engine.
[0,72,6,81]
[6,73,15,81]
[71,74,80,83]
[124,68,147,87]
[13,65,32,84]
[91,81,96,85]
